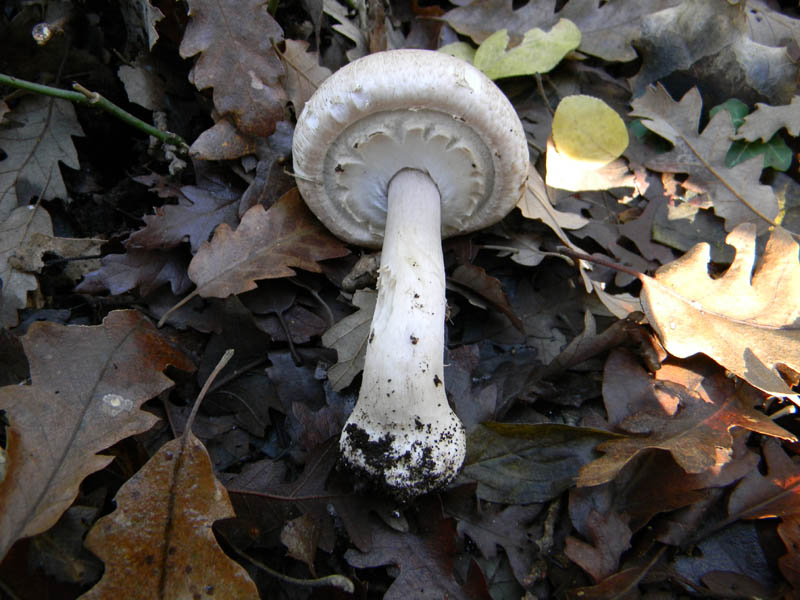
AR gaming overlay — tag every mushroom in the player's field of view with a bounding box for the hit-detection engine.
[292,49,529,500]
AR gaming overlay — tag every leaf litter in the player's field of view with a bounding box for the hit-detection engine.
[1,0,800,598]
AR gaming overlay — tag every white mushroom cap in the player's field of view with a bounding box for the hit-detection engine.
[292,49,529,248]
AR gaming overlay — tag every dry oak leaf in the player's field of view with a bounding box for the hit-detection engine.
[186,187,348,300]
[735,96,800,143]
[0,96,83,220]
[179,0,287,138]
[639,223,800,398]
[81,432,258,599]
[728,439,800,520]
[578,378,794,487]
[631,85,779,233]
[321,289,377,392]
[0,310,194,560]
[281,39,332,116]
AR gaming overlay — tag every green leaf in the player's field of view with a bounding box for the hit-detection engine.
[473,19,581,80]
[461,423,623,504]
[710,98,749,130]
[438,41,476,64]
[725,136,792,171]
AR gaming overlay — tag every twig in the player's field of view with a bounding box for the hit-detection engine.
[0,73,189,153]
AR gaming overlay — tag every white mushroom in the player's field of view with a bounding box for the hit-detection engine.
[293,50,529,500]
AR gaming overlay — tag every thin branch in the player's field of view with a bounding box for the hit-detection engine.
[0,73,189,152]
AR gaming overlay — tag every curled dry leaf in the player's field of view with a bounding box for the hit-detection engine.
[0,310,194,560]
[639,223,800,397]
[81,433,258,599]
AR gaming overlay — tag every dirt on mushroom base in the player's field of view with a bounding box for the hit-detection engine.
[339,419,465,503]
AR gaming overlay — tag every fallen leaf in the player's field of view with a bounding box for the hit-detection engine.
[0,96,83,219]
[735,96,800,142]
[578,378,793,487]
[127,184,240,253]
[728,440,800,520]
[450,264,523,332]
[564,509,632,582]
[28,506,102,585]
[280,513,320,575]
[0,310,194,560]
[321,289,376,391]
[472,19,581,80]
[186,187,349,299]
[119,0,163,53]
[551,95,629,168]
[639,223,800,398]
[76,248,192,297]
[118,61,167,111]
[280,39,332,116]
[322,0,368,61]
[442,0,680,62]
[630,0,798,103]
[0,205,52,327]
[344,499,465,599]
[81,433,258,599]
[179,0,287,138]
[10,232,103,282]
[631,85,779,232]
[777,515,800,592]
[445,491,543,587]
[462,423,622,504]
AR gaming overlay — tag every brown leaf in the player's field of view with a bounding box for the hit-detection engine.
[81,433,258,599]
[728,440,800,520]
[0,96,83,219]
[0,310,194,559]
[280,513,320,575]
[187,188,349,299]
[578,376,793,487]
[631,85,780,232]
[735,96,800,142]
[450,264,523,331]
[321,289,376,392]
[0,205,52,327]
[76,248,192,297]
[777,515,800,592]
[127,184,240,253]
[280,39,332,116]
[639,223,800,397]
[344,499,466,600]
[564,509,632,582]
[179,0,287,138]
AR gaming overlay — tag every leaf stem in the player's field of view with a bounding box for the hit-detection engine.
[0,72,189,153]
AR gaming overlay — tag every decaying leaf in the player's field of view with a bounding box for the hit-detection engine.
[0,205,52,327]
[344,500,465,599]
[632,85,779,232]
[81,433,258,599]
[470,19,581,80]
[76,248,192,297]
[321,289,377,391]
[185,188,348,300]
[179,0,287,139]
[564,509,632,582]
[639,223,800,397]
[127,184,240,253]
[0,96,83,219]
[0,310,194,560]
[462,423,622,504]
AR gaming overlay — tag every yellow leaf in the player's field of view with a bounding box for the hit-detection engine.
[473,19,581,80]
[551,95,629,168]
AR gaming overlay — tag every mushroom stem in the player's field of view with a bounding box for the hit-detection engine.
[339,168,466,500]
